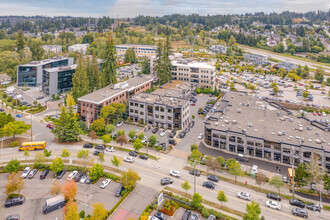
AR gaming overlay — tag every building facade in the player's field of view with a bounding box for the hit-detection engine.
[77,75,153,122]
[171,60,216,89]
[209,45,227,54]
[42,45,62,54]
[277,62,298,72]
[116,44,157,57]
[17,57,74,87]
[244,53,268,65]
[68,44,89,54]
[128,93,190,130]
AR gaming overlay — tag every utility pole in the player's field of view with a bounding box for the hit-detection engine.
[292,163,295,198]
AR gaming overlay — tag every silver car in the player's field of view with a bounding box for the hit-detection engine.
[237,192,251,201]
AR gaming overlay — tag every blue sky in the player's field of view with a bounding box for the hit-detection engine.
[0,0,328,17]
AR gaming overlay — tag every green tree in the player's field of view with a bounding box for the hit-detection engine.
[2,120,31,140]
[147,134,157,154]
[324,173,330,192]
[315,67,324,83]
[302,90,309,100]
[133,138,143,152]
[43,149,52,157]
[5,172,25,196]
[294,163,310,187]
[101,134,111,144]
[191,193,203,211]
[90,118,105,132]
[128,129,136,141]
[50,157,64,174]
[105,124,115,134]
[29,39,44,60]
[269,176,285,194]
[71,55,89,100]
[141,56,150,74]
[90,202,108,220]
[87,50,100,91]
[121,169,139,190]
[228,35,236,47]
[89,163,104,181]
[124,48,137,63]
[137,132,145,140]
[217,190,228,207]
[155,36,172,85]
[34,152,46,167]
[117,129,125,136]
[190,144,198,152]
[217,156,225,165]
[24,150,29,161]
[76,149,89,170]
[100,36,117,87]
[16,30,25,55]
[5,159,20,173]
[0,112,15,128]
[244,201,261,220]
[98,153,105,164]
[189,149,203,193]
[306,153,325,193]
[181,180,191,195]
[111,155,122,170]
[228,161,244,183]
[61,148,71,162]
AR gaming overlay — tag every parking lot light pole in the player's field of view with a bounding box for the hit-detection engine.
[292,164,295,198]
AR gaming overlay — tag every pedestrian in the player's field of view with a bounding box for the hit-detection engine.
[245,180,247,185]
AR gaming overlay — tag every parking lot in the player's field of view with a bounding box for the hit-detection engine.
[0,171,121,220]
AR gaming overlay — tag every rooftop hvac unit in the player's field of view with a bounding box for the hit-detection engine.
[224,120,229,124]
[289,118,294,122]
[237,109,241,113]
[248,123,253,127]
[271,132,275,135]
[232,120,237,124]
[278,131,283,136]
[298,127,303,131]
[254,129,258,132]
[315,139,322,144]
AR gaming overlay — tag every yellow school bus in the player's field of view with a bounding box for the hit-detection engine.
[18,141,47,151]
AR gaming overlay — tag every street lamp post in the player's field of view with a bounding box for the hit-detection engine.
[30,114,33,141]
[292,163,295,198]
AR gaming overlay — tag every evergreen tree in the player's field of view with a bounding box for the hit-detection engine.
[141,56,150,74]
[16,30,25,55]
[100,36,117,87]
[124,48,137,63]
[163,36,173,83]
[91,50,100,90]
[29,39,44,60]
[71,55,89,100]
[154,36,172,85]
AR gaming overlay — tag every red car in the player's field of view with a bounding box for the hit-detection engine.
[47,123,54,129]
[318,112,322,116]
[313,111,317,116]
[190,102,196,106]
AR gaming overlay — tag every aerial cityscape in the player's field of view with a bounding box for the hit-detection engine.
[0,1,329,220]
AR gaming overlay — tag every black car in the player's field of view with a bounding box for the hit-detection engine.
[207,175,219,182]
[203,181,215,189]
[168,139,177,145]
[129,151,138,157]
[139,154,148,160]
[290,199,305,208]
[179,132,186,138]
[144,125,151,132]
[5,215,20,220]
[115,185,125,197]
[5,196,25,207]
[0,107,4,112]
[189,170,201,176]
[161,178,173,185]
[182,209,191,220]
[152,127,159,134]
[155,211,167,220]
[292,208,308,218]
[95,144,105,150]
[40,169,49,179]
[184,127,190,133]
[236,156,248,162]
[83,143,93,148]
[306,203,321,212]
[169,130,177,138]
[189,121,195,128]
[266,193,281,201]
[56,169,66,179]
[73,172,83,182]
[191,93,197,96]
[93,149,104,156]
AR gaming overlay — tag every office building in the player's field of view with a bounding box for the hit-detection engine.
[116,44,157,57]
[77,75,153,122]
[277,62,298,72]
[68,44,89,54]
[42,45,62,54]
[151,80,194,99]
[209,45,227,54]
[17,57,74,87]
[244,53,268,65]
[203,91,330,171]
[171,60,216,89]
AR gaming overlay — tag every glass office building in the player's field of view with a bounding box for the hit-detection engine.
[17,66,38,86]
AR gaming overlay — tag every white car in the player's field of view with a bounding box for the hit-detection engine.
[105,147,115,152]
[159,130,167,137]
[322,112,327,117]
[124,156,134,163]
[237,192,251,201]
[141,137,148,143]
[266,200,281,210]
[21,167,31,179]
[100,179,111,189]
[197,133,203,139]
[80,173,88,183]
[67,171,78,180]
[252,165,258,174]
[169,170,181,178]
[116,121,123,127]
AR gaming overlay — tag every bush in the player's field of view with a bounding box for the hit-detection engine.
[5,159,21,173]
[103,172,120,181]
[202,208,210,218]
[10,141,20,147]
[7,96,13,102]
[79,210,85,218]
[2,93,7,98]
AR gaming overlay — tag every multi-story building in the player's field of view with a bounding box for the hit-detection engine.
[204,91,330,171]
[171,60,216,89]
[77,75,153,122]
[68,44,89,54]
[128,92,190,130]
[277,62,298,72]
[244,53,268,65]
[17,57,74,87]
[42,45,62,54]
[116,44,157,57]
[151,80,194,99]
[209,45,227,54]
[42,65,77,95]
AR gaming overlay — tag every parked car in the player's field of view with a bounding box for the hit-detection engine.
[207,175,219,182]
[207,214,216,220]
[105,146,115,152]
[197,133,203,139]
[21,167,30,179]
[203,181,215,189]
[168,139,177,145]
[160,130,167,137]
[290,199,305,208]
[155,212,167,220]
[36,95,44,100]
[93,149,104,156]
[73,172,84,182]
[129,151,138,157]
[83,143,93,148]
[100,179,111,189]
[141,137,148,143]
[79,173,88,183]
[179,132,186,138]
[116,121,123,127]
[266,193,281,201]
[95,144,105,150]
[170,170,181,177]
[152,127,159,134]
[184,127,190,133]
[306,203,321,212]
[144,125,151,132]
[67,171,78,181]
[27,169,37,179]
[236,154,248,162]
[189,212,200,220]
[182,209,191,220]
[5,215,20,220]
[292,208,308,218]
[85,175,91,184]
[282,176,288,183]
[190,102,196,106]
[115,185,125,197]
[161,177,173,185]
[189,170,201,176]
[124,156,134,163]
[5,196,25,207]
[46,123,54,129]
[40,169,49,179]
[0,107,4,112]
[237,192,251,201]
[56,169,66,179]
[266,200,281,210]
[15,113,22,118]
[139,154,148,160]
[189,121,195,128]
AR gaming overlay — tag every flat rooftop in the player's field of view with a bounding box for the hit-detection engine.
[44,64,77,73]
[116,44,156,48]
[172,60,215,70]
[19,56,70,67]
[151,80,192,98]
[78,75,153,104]
[205,91,330,150]
[130,93,188,108]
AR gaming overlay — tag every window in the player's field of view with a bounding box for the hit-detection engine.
[168,116,172,120]
[155,106,159,111]
[160,107,164,112]
[83,103,85,106]
[130,102,133,106]
[155,115,159,118]
[140,104,144,108]
[168,109,172,113]
[86,104,89,107]
[130,109,133,113]
[160,115,164,119]
[135,110,138,113]
[135,103,138,107]
[140,112,144,115]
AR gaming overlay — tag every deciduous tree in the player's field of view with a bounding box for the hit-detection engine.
[269,176,285,195]
[63,181,77,200]
[244,201,261,220]
[61,148,71,162]
[5,159,20,173]
[5,172,25,196]
[91,202,108,220]
[89,163,104,181]
[228,161,244,183]
[111,156,122,170]
[181,180,191,195]
[34,151,46,167]
[133,138,143,152]
[90,118,105,132]
[64,200,79,220]
[50,157,64,174]
[24,150,29,161]
[128,129,136,141]
[217,190,228,207]
[43,149,52,157]
[116,134,128,146]
[121,169,139,190]
[76,149,89,170]
[191,193,203,211]
[50,180,62,195]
